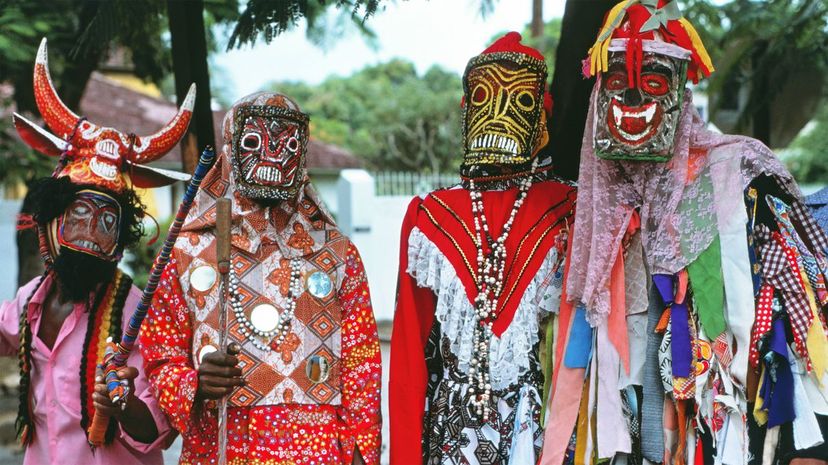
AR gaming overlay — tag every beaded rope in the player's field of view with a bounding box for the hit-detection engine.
[467,160,537,421]
[108,147,215,370]
[88,147,216,447]
[229,257,302,351]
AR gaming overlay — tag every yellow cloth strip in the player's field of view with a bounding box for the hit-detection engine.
[753,367,768,426]
[802,269,828,383]
[574,376,592,465]
[678,18,715,74]
[541,314,558,428]
[588,0,638,76]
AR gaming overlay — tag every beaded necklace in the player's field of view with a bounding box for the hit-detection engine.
[228,257,302,351]
[467,163,535,421]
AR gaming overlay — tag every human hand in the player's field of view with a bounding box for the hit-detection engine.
[93,366,137,419]
[196,343,245,400]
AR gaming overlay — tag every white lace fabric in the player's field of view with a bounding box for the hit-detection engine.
[568,85,799,325]
[406,226,562,390]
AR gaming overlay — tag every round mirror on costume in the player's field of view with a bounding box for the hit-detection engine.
[306,271,333,299]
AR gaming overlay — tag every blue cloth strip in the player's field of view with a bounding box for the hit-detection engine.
[564,304,593,369]
[653,273,692,378]
[761,318,795,428]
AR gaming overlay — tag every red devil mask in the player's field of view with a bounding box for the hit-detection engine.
[585,0,715,161]
[46,189,123,261]
[13,38,193,193]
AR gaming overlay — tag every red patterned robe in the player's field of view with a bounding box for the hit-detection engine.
[139,159,381,465]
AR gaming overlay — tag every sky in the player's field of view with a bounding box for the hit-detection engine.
[213,0,567,101]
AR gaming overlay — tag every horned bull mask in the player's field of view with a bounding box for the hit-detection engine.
[13,38,194,193]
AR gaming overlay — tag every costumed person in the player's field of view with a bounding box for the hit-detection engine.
[389,32,577,464]
[139,91,382,465]
[0,38,191,465]
[543,1,828,464]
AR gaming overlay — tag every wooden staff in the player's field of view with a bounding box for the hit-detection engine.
[215,197,232,465]
[88,146,216,446]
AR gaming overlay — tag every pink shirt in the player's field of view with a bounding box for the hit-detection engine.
[0,275,174,465]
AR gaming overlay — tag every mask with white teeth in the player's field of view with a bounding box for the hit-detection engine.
[231,104,309,201]
[48,189,122,261]
[593,51,687,161]
[459,48,549,182]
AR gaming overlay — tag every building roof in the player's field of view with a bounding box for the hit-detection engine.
[79,72,361,171]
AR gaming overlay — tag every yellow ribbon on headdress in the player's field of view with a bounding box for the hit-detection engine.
[587,0,716,78]
[677,18,715,75]
[588,0,637,77]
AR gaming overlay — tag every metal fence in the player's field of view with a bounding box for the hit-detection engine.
[372,171,459,196]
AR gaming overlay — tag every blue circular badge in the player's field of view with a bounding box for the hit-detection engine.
[306,271,333,298]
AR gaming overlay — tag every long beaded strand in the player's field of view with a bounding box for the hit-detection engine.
[229,257,302,351]
[467,169,534,421]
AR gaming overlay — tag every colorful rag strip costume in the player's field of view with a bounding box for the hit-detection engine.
[390,33,576,465]
[140,92,382,465]
[545,2,828,464]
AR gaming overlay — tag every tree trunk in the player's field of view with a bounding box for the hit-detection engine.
[542,0,615,181]
[531,0,544,38]
[530,0,545,54]
[168,0,215,174]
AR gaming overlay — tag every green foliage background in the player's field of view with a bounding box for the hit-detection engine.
[124,216,171,289]
[269,59,463,173]
[785,105,828,184]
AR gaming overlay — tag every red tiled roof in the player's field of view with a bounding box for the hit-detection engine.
[306,139,362,171]
[79,72,361,170]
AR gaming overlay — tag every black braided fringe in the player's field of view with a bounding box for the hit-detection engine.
[16,272,48,446]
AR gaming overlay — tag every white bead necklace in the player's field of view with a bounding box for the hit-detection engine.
[467,168,534,422]
[228,257,302,351]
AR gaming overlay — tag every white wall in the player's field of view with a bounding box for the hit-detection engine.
[351,195,409,323]
[337,170,411,323]
[310,173,340,218]
[0,200,22,301]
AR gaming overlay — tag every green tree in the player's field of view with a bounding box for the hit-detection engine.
[785,103,828,184]
[684,0,828,146]
[270,59,463,173]
[77,0,240,171]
